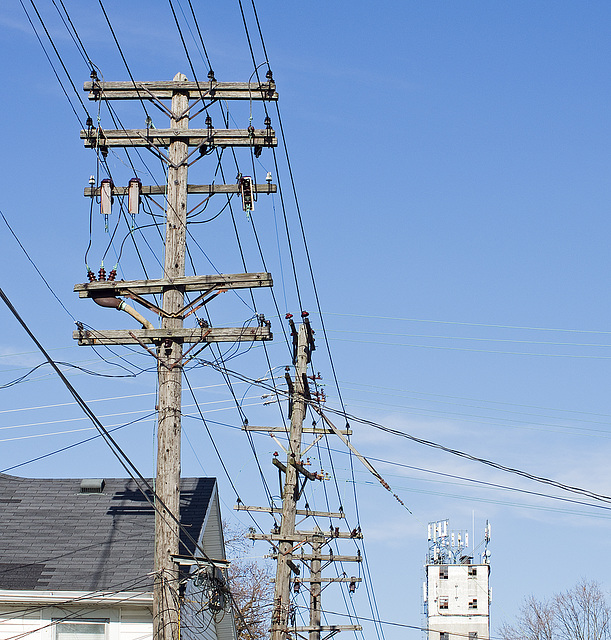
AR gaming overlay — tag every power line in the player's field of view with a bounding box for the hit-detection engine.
[1,413,153,473]
[323,311,611,336]
[19,0,90,126]
[0,286,214,567]
[326,328,611,349]
[346,453,611,512]
[1,209,77,321]
[195,360,611,505]
[97,0,151,120]
[330,336,611,359]
[51,0,95,72]
[339,380,611,422]
[300,606,503,640]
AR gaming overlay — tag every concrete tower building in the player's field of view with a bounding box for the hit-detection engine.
[424,520,491,640]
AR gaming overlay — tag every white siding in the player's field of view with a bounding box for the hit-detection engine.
[0,608,43,640]
[0,605,151,640]
[117,607,152,640]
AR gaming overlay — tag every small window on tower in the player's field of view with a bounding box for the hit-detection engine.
[440,566,448,579]
[439,597,449,610]
[469,633,478,640]
[469,599,478,609]
[468,566,477,577]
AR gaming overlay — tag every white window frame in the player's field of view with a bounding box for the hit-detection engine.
[54,618,109,640]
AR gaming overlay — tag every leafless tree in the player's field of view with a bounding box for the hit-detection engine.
[499,595,556,640]
[229,557,274,640]
[554,580,610,640]
[224,522,274,640]
[499,580,611,640]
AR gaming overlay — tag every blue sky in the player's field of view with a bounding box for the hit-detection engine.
[1,1,611,638]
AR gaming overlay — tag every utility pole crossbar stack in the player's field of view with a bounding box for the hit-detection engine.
[74,72,277,640]
[237,324,363,640]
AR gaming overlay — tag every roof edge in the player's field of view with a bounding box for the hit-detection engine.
[0,590,152,606]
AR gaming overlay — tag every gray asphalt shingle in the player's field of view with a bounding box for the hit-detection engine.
[0,474,214,593]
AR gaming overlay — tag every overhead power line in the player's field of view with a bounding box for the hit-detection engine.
[20,0,90,125]
[197,360,611,505]
[1,209,77,321]
[323,311,611,336]
[0,286,215,567]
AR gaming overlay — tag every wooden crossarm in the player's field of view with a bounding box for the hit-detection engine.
[84,80,278,101]
[74,273,273,297]
[81,128,277,148]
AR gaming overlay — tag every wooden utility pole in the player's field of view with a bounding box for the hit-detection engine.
[154,72,189,640]
[308,529,324,640]
[240,320,362,640]
[74,72,278,640]
[271,324,309,640]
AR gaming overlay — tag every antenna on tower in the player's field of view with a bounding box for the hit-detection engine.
[427,519,471,564]
[483,520,491,564]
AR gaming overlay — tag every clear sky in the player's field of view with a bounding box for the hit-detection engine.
[1,1,611,638]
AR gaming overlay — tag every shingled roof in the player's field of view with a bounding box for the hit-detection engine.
[0,474,215,593]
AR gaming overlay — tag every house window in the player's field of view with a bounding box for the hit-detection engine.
[439,596,449,610]
[439,566,448,579]
[469,599,478,609]
[56,621,107,640]
[469,633,478,640]
[468,566,477,577]
[440,633,449,640]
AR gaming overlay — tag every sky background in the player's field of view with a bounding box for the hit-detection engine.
[1,1,611,639]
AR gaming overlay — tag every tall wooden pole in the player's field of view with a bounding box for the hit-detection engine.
[154,72,189,640]
[75,70,277,640]
[271,324,308,640]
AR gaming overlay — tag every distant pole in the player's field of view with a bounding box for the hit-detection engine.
[271,324,308,640]
[154,72,189,640]
[309,529,323,640]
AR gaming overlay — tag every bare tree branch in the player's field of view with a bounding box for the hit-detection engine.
[224,522,274,640]
[499,580,611,640]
